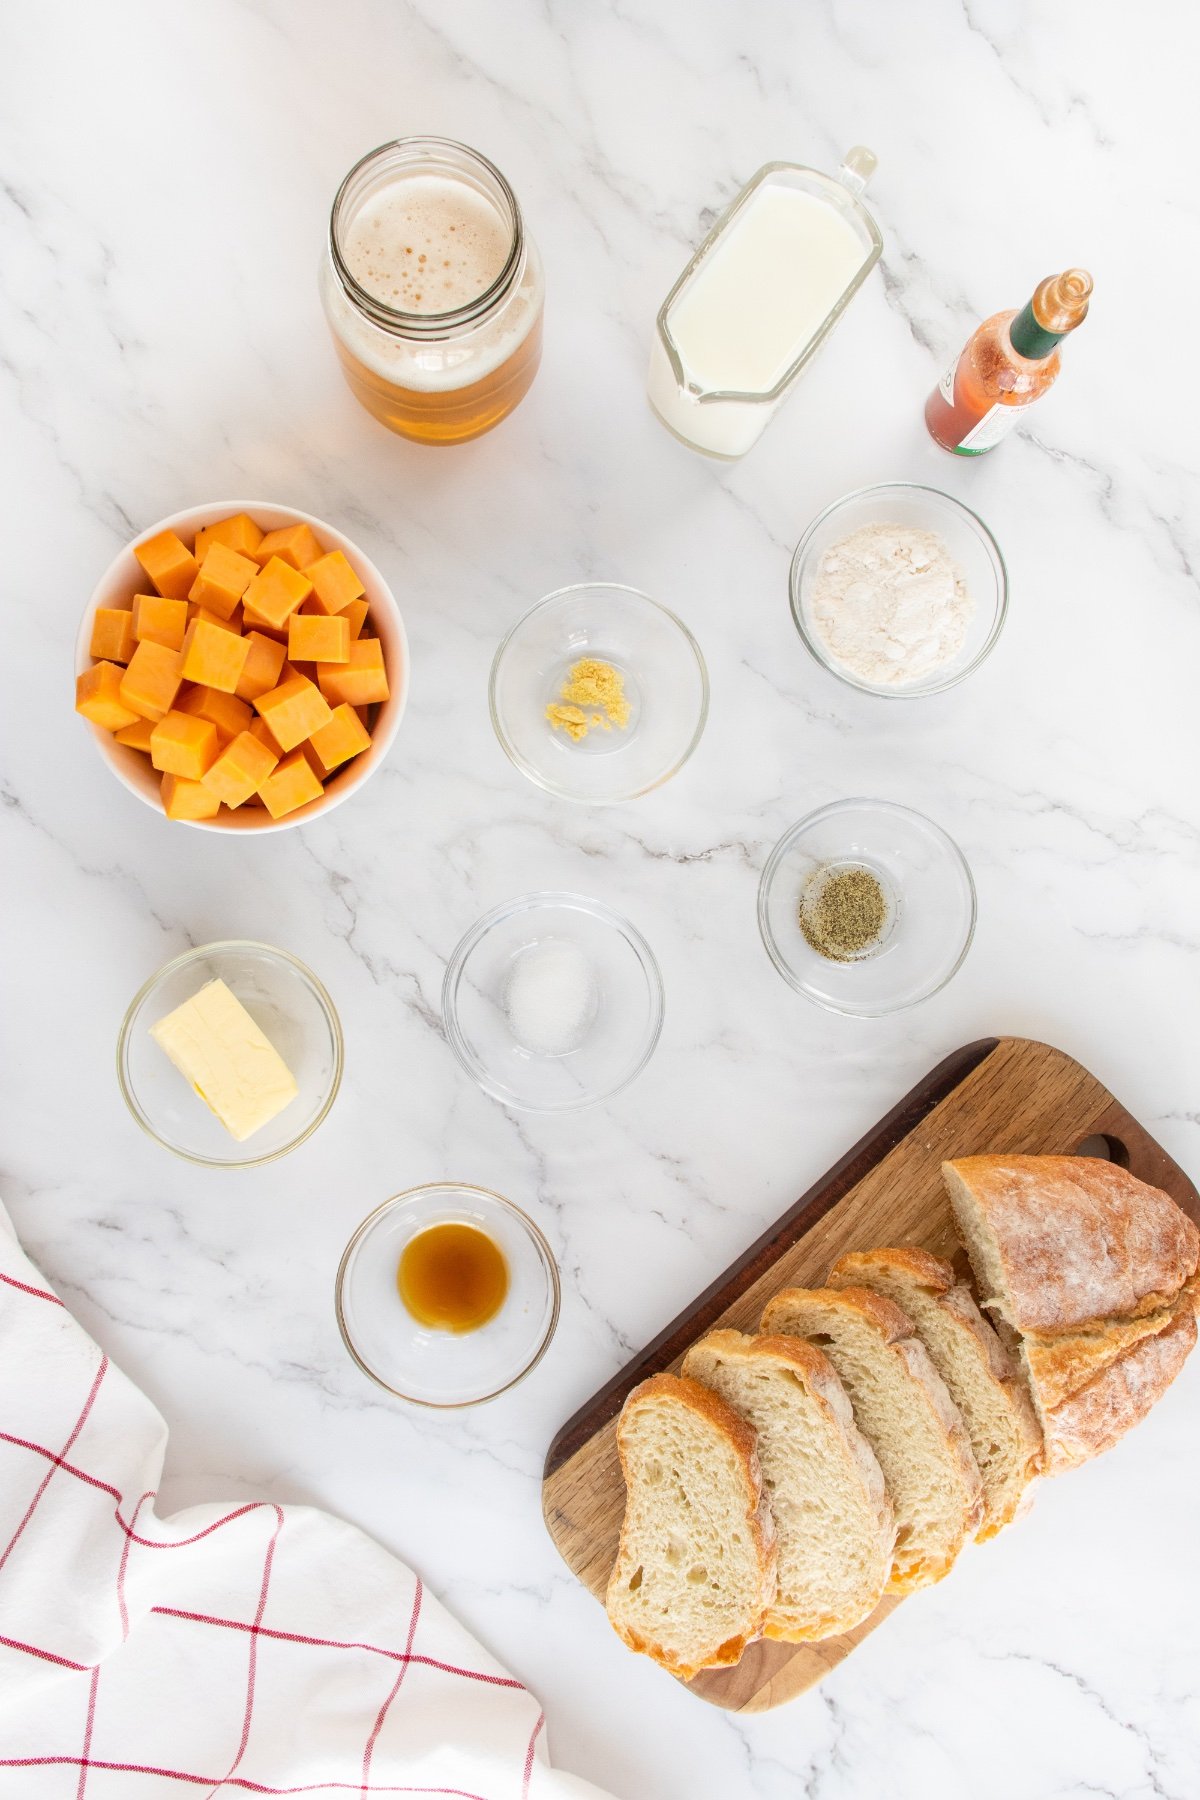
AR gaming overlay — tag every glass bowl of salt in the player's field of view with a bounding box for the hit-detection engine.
[441,891,665,1110]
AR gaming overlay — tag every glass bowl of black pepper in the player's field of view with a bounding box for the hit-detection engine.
[758,799,976,1015]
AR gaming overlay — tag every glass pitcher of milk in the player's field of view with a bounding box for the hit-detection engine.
[648,149,882,459]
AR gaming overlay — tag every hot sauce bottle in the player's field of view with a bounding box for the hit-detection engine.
[924,269,1092,455]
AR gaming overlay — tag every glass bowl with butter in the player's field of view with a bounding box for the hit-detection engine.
[118,940,343,1165]
[489,584,708,803]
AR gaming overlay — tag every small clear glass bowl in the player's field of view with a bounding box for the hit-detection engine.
[758,799,976,1016]
[118,940,343,1165]
[442,891,665,1111]
[489,583,708,803]
[789,483,1007,697]
[335,1184,561,1407]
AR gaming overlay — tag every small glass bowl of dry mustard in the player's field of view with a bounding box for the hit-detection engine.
[758,798,976,1015]
[489,583,709,803]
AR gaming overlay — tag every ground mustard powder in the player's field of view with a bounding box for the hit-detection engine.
[546,659,631,741]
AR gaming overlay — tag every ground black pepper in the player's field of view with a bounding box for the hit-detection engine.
[799,863,887,962]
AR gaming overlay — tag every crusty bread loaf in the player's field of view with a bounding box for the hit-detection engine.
[827,1247,1043,1538]
[605,1373,777,1679]
[760,1287,983,1594]
[943,1155,1200,1472]
[682,1331,894,1641]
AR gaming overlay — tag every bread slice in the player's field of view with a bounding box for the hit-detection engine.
[760,1287,983,1593]
[682,1331,894,1641]
[943,1155,1200,1471]
[605,1373,776,1679]
[827,1247,1042,1537]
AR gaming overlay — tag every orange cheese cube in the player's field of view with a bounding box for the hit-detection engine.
[254,523,323,571]
[181,618,252,694]
[179,685,253,741]
[119,641,185,721]
[234,630,287,702]
[316,639,389,708]
[150,709,220,779]
[257,749,324,819]
[161,774,222,821]
[307,702,372,776]
[240,605,288,639]
[194,513,263,564]
[254,672,333,752]
[114,716,155,752]
[342,598,370,642]
[134,529,198,600]
[76,662,142,731]
[188,603,243,634]
[288,612,349,663]
[303,550,365,615]
[89,608,136,664]
[132,593,188,651]
[249,713,286,758]
[202,729,279,809]
[188,542,257,619]
[242,556,311,630]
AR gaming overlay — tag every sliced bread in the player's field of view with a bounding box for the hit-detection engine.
[827,1247,1043,1537]
[760,1287,983,1594]
[605,1373,777,1679]
[943,1155,1200,1471]
[682,1330,894,1641]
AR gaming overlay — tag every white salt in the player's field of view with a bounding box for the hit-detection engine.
[504,938,597,1057]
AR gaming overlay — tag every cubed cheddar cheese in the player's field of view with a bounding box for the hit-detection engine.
[240,604,289,639]
[134,530,198,600]
[188,603,243,634]
[150,709,220,780]
[188,543,258,619]
[316,639,389,708]
[181,618,252,694]
[132,593,188,651]
[76,662,142,731]
[288,612,349,663]
[202,729,279,809]
[249,713,286,758]
[307,702,372,776]
[179,685,253,741]
[254,523,324,571]
[161,773,222,821]
[257,749,324,819]
[342,598,370,642]
[119,640,185,721]
[89,608,136,664]
[114,716,155,752]
[234,630,287,702]
[303,550,365,615]
[242,556,312,630]
[254,672,332,752]
[194,513,263,564]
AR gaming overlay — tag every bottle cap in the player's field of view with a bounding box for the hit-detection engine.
[1032,269,1093,335]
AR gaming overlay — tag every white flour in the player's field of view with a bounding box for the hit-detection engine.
[807,522,974,687]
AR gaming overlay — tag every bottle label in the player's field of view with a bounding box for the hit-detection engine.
[957,400,1026,452]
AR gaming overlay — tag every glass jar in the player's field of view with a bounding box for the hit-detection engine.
[320,137,544,446]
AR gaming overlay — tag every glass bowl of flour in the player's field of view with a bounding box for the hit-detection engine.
[789,483,1007,697]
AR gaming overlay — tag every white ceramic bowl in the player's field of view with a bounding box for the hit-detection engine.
[74,500,409,832]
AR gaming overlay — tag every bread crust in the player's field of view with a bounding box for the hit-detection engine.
[829,1248,1044,1536]
[761,1286,984,1590]
[1038,1297,1198,1471]
[943,1155,1200,1334]
[682,1330,894,1641]
[607,1373,777,1680]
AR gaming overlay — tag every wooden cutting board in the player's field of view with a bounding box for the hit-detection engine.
[541,1037,1199,1713]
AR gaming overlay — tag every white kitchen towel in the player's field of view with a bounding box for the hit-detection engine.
[0,1201,614,1800]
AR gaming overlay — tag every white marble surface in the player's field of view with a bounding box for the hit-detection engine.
[4,2,1200,1795]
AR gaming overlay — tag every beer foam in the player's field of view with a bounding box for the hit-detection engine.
[342,175,511,316]
[326,172,543,394]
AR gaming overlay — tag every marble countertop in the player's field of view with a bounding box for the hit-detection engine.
[4,2,1199,1795]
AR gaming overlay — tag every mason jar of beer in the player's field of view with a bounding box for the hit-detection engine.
[320,138,544,445]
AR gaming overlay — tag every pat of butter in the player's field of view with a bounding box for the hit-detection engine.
[150,978,298,1143]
